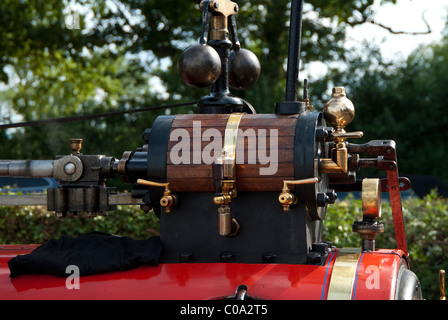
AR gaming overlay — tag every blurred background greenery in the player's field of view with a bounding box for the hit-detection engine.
[0,0,447,300]
[0,0,447,184]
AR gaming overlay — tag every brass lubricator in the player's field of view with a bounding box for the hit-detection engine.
[213,113,244,236]
[353,178,384,251]
[278,178,318,212]
[137,179,177,214]
[321,87,363,174]
[69,138,83,155]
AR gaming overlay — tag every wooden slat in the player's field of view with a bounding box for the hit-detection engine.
[166,148,294,165]
[170,114,297,135]
[167,135,295,151]
[168,179,214,192]
[167,163,293,179]
[168,177,292,192]
[237,177,291,192]
[168,126,295,137]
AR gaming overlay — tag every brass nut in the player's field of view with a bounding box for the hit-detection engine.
[214,194,232,205]
[278,191,295,205]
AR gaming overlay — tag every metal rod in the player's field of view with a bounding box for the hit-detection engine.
[285,0,304,102]
[0,193,143,207]
[0,160,54,177]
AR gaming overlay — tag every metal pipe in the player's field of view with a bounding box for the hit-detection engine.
[285,0,304,102]
[0,160,54,177]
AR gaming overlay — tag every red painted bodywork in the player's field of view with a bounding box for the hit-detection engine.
[0,244,407,300]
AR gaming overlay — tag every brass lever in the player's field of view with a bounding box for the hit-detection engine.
[137,179,177,213]
[279,177,318,212]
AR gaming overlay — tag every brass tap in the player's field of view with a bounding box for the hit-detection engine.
[279,178,318,212]
[278,190,296,212]
[137,179,177,213]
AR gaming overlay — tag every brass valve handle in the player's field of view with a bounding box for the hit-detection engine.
[137,179,169,191]
[329,131,363,141]
[282,177,318,190]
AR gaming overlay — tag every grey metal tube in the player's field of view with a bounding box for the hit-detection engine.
[0,160,54,177]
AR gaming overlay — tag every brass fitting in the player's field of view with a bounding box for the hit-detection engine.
[321,87,363,174]
[278,189,296,212]
[70,138,83,155]
[279,178,318,212]
[213,194,232,206]
[137,179,177,213]
[218,205,240,236]
[160,191,177,214]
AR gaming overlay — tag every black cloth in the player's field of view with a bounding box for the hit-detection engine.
[8,232,163,278]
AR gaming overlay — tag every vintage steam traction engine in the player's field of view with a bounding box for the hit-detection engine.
[0,0,426,300]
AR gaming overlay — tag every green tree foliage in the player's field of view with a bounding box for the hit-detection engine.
[317,33,448,182]
[0,0,395,161]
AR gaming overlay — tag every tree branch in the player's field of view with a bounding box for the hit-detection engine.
[348,10,432,35]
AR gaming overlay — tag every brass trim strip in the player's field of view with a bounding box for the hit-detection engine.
[327,247,362,300]
[222,113,244,178]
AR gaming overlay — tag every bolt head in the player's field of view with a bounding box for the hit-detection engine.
[64,162,76,175]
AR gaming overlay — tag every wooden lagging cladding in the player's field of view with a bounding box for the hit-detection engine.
[166,114,298,192]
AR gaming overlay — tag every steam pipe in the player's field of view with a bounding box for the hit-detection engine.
[285,0,304,102]
[0,160,54,177]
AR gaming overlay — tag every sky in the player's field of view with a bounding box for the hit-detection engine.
[347,0,448,60]
[303,0,448,79]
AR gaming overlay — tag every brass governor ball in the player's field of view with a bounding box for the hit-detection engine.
[323,87,355,130]
[228,49,261,90]
[178,44,222,88]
